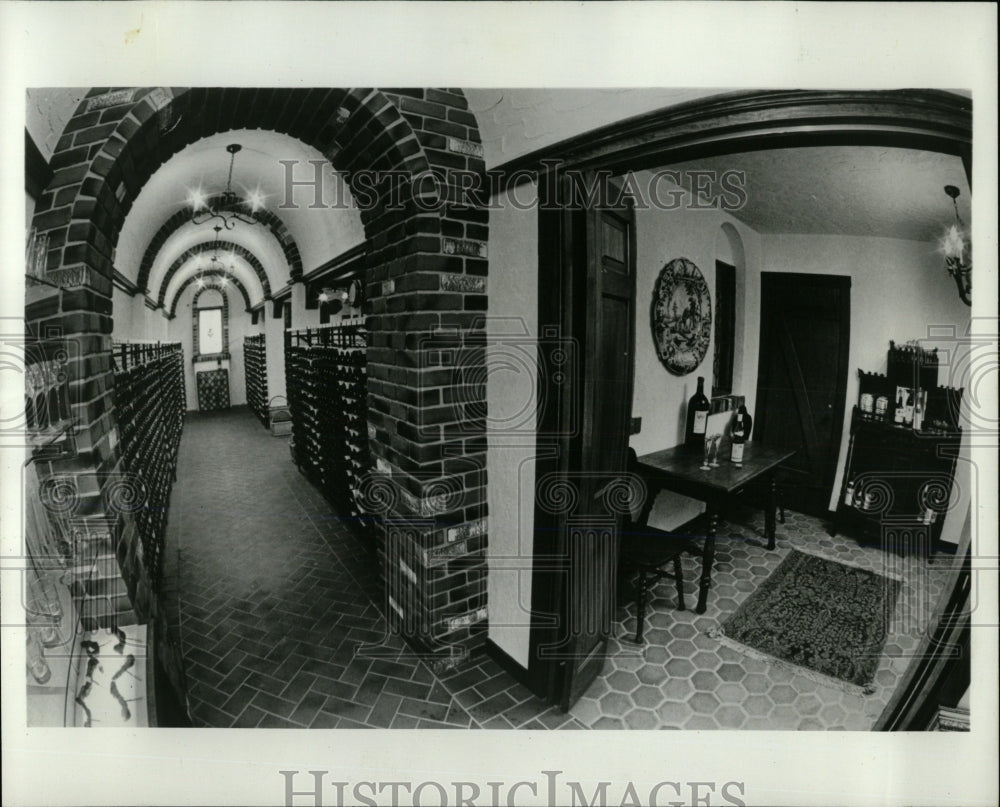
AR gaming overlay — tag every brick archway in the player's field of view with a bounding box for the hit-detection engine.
[137,200,302,294]
[27,87,490,663]
[171,273,253,317]
[156,240,272,308]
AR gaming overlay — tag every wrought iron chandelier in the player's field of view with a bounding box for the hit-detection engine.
[196,226,234,289]
[941,185,971,306]
[188,144,263,229]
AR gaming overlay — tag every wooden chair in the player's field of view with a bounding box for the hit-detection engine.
[618,449,687,644]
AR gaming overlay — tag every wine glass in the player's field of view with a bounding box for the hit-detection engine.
[700,438,712,470]
[709,434,722,467]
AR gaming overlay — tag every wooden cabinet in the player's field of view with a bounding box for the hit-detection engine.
[833,342,962,559]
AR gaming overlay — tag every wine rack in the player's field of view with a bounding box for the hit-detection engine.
[285,325,370,533]
[112,342,185,588]
[244,334,268,426]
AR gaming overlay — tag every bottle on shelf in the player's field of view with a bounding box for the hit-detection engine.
[685,376,710,450]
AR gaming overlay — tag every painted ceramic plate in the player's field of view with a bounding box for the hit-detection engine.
[651,257,712,376]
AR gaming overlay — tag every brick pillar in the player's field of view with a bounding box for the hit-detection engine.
[363,89,490,670]
[26,88,168,628]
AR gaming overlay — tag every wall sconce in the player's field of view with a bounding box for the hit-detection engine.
[941,185,971,306]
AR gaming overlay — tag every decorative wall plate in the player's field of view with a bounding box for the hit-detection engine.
[651,257,713,376]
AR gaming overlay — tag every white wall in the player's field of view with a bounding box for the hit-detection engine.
[629,175,764,529]
[759,233,972,528]
[485,183,539,668]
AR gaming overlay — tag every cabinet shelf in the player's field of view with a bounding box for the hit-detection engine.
[834,342,963,559]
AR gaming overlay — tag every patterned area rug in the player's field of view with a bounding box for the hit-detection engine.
[711,549,902,694]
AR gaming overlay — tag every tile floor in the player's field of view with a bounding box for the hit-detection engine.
[163,408,953,730]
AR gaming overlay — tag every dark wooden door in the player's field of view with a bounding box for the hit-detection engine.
[531,175,637,711]
[754,273,850,517]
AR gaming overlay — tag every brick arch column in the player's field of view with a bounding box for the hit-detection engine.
[170,273,253,317]
[156,241,272,308]
[27,87,490,666]
[136,201,302,294]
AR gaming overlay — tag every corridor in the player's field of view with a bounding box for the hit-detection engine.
[161,408,476,728]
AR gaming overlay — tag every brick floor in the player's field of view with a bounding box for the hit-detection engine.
[162,408,475,729]
[162,408,953,730]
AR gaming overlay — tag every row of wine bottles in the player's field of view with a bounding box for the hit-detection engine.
[684,375,753,465]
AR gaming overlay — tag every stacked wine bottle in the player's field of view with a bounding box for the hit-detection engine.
[243,334,268,426]
[285,325,370,534]
[111,342,185,588]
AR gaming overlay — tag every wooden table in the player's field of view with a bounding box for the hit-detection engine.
[635,443,795,614]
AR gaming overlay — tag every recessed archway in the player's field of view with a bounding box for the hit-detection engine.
[28,87,490,664]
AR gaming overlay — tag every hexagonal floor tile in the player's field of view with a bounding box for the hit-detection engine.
[692,670,721,692]
[599,691,634,718]
[636,664,668,686]
[670,622,697,640]
[769,683,797,705]
[769,704,801,729]
[684,714,719,730]
[793,693,823,716]
[668,638,698,659]
[632,685,664,709]
[715,682,747,705]
[655,700,693,727]
[607,669,641,693]
[661,677,695,702]
[569,697,602,727]
[689,692,720,714]
[743,673,770,694]
[714,704,747,729]
[716,662,746,683]
[742,694,773,717]
[624,709,659,730]
[665,657,696,678]
[820,703,847,725]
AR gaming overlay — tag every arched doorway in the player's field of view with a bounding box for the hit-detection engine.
[26,88,490,671]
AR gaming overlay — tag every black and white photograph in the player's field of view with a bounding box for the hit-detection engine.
[2,3,997,807]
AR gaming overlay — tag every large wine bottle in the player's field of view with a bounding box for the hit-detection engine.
[685,376,710,449]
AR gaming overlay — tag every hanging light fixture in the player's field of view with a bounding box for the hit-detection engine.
[941,185,971,306]
[196,226,235,289]
[187,144,264,229]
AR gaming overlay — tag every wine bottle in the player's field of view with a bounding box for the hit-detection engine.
[730,409,747,465]
[730,404,752,464]
[685,376,710,449]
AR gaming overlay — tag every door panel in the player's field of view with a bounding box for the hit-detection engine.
[553,183,637,711]
[755,273,850,517]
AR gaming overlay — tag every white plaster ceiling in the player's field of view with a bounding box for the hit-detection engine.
[115,129,365,287]
[464,88,726,169]
[144,219,289,300]
[658,146,971,242]
[161,252,266,311]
